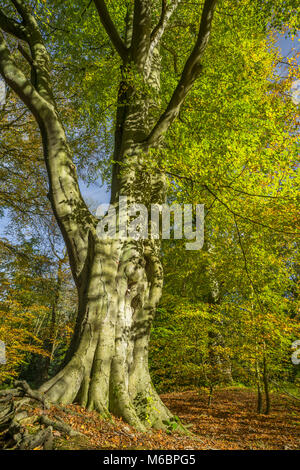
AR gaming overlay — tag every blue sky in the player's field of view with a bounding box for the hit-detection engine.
[79,179,110,207]
[277,34,299,57]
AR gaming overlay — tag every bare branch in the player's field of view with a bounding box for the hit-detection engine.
[146,0,218,145]
[203,183,298,236]
[143,0,181,79]
[93,0,128,60]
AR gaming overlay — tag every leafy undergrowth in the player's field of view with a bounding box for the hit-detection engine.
[28,388,299,450]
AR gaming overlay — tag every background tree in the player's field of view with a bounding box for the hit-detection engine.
[0,235,76,384]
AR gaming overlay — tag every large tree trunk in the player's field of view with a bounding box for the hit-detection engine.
[0,0,217,431]
[39,236,173,430]
[38,31,172,430]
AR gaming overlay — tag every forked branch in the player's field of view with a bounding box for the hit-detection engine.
[0,9,27,40]
[93,0,128,60]
[0,2,93,278]
[146,0,218,145]
[150,0,181,54]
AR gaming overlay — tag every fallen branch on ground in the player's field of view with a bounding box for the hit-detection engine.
[0,381,79,450]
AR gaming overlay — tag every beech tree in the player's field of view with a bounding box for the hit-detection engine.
[0,0,298,430]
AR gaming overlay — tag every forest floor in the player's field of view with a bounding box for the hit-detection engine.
[161,388,300,450]
[30,387,300,450]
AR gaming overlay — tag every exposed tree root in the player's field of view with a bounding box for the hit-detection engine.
[0,381,81,450]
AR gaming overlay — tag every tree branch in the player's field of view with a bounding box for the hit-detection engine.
[150,0,181,53]
[0,30,45,122]
[151,0,167,40]
[143,0,181,79]
[145,0,218,145]
[233,213,265,314]
[10,0,32,24]
[0,28,93,280]
[203,183,298,236]
[0,1,55,106]
[0,9,27,40]
[93,0,128,60]
[17,42,33,64]
[17,41,38,85]
[131,0,152,70]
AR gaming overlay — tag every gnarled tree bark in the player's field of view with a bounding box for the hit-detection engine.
[0,0,217,430]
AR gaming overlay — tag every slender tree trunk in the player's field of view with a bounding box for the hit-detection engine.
[207,385,214,407]
[257,382,263,414]
[40,256,64,383]
[207,268,233,386]
[263,354,270,415]
[255,360,263,414]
